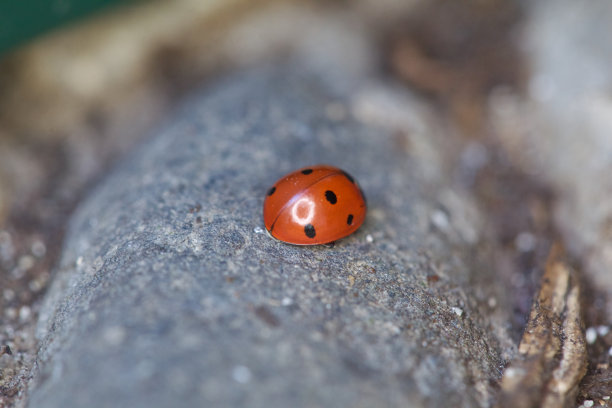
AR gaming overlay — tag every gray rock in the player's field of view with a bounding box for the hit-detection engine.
[28,67,510,408]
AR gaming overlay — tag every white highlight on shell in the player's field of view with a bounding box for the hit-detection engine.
[291,197,315,226]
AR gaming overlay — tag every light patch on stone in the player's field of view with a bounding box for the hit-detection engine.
[103,326,127,347]
[232,365,252,384]
[19,306,31,322]
[515,232,536,252]
[430,210,449,231]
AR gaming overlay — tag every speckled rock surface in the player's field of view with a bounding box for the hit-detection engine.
[28,67,510,408]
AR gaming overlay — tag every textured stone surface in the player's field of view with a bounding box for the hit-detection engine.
[28,67,510,408]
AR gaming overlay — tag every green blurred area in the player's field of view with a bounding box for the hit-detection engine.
[0,0,135,56]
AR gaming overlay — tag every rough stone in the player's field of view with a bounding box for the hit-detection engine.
[28,66,511,408]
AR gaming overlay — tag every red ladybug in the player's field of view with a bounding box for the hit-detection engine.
[263,165,366,245]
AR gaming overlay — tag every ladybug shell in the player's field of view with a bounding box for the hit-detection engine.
[263,165,366,245]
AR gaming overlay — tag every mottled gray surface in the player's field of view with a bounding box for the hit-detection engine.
[491,0,612,316]
[28,67,509,408]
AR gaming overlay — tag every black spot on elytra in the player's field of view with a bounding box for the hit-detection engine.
[342,171,355,183]
[325,190,337,204]
[301,169,313,175]
[304,224,316,238]
[267,186,276,196]
[347,214,354,225]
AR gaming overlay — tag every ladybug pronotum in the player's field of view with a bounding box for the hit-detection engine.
[263,165,366,245]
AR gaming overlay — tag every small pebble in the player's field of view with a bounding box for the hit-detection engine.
[232,365,252,384]
[596,325,610,336]
[503,367,524,378]
[583,400,594,407]
[431,210,450,231]
[31,240,47,257]
[18,255,36,271]
[3,289,15,302]
[5,307,16,320]
[608,346,612,357]
[253,226,264,234]
[10,266,26,279]
[451,307,463,317]
[19,306,31,322]
[281,297,293,306]
[515,232,536,252]
[366,234,374,243]
[103,326,127,347]
[603,396,610,400]
[29,279,43,292]
[586,327,598,344]
[488,297,497,308]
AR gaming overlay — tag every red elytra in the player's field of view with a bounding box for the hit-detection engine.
[263,165,366,245]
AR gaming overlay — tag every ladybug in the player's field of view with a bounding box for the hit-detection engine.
[263,165,367,245]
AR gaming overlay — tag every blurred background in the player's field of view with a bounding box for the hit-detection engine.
[1,0,611,406]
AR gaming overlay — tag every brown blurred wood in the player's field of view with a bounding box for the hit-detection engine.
[497,242,587,408]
